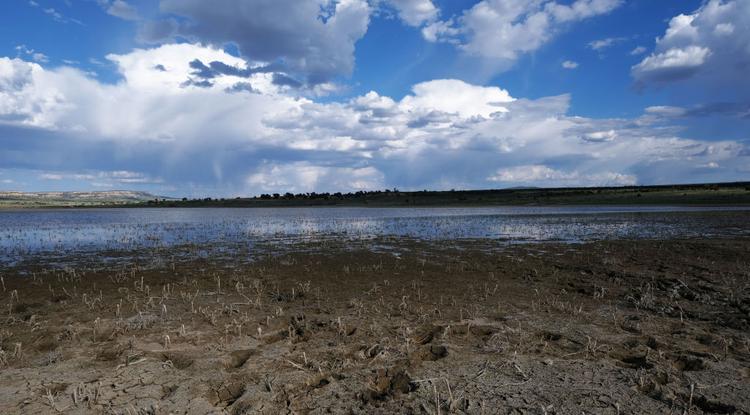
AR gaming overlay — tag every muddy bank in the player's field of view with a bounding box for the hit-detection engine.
[0,238,749,414]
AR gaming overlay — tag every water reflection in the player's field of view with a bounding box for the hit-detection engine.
[0,206,749,262]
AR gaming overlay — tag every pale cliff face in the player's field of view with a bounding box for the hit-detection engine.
[0,190,159,202]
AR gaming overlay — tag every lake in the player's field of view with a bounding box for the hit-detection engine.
[1,206,750,265]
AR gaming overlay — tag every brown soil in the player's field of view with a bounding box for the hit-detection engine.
[0,238,749,414]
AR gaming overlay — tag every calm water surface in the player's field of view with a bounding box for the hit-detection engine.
[1,206,750,264]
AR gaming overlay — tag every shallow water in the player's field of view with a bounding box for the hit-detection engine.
[1,206,750,264]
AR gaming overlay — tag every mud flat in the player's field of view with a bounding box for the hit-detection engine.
[0,237,749,414]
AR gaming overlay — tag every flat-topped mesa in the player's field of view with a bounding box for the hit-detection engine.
[0,190,171,207]
[0,190,153,200]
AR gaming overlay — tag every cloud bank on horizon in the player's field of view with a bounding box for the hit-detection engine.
[0,0,748,196]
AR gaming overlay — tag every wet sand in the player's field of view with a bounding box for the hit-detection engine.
[1,238,749,414]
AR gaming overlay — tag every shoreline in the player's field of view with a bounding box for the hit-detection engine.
[3,203,750,211]
[4,201,750,210]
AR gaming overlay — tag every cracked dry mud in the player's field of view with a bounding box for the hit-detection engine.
[0,238,749,414]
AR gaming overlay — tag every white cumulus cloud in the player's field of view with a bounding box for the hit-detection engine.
[488,165,635,187]
[632,0,750,94]
[632,46,711,82]
[383,0,438,26]
[422,0,622,68]
[145,0,371,85]
[1,43,748,195]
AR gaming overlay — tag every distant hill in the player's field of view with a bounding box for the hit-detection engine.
[0,190,164,208]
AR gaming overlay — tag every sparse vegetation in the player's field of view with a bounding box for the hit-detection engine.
[136,182,750,208]
[0,237,748,413]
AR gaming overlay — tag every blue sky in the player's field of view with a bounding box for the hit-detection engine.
[0,0,748,196]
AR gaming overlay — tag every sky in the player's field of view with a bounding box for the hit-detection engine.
[0,0,749,197]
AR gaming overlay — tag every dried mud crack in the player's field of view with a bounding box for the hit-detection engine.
[0,238,748,414]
